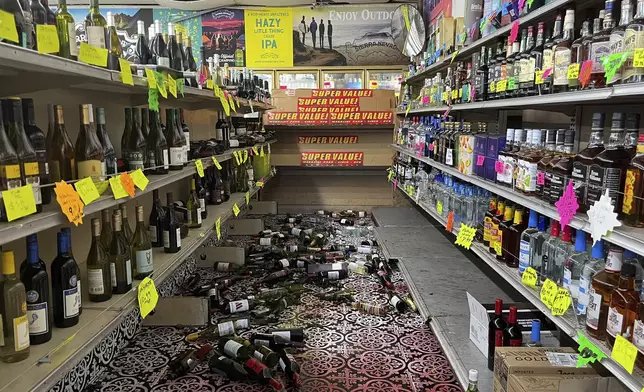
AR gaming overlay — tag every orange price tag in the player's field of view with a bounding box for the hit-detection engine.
[446,211,454,232]
[54,181,84,226]
[120,172,135,198]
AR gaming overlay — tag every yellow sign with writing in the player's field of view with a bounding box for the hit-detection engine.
[195,159,205,178]
[634,48,644,68]
[521,267,538,288]
[54,181,84,226]
[129,169,149,191]
[454,224,477,249]
[36,24,59,54]
[0,10,19,43]
[216,217,221,240]
[145,68,156,89]
[78,42,108,67]
[168,75,177,98]
[212,156,223,170]
[245,191,250,205]
[156,72,167,98]
[612,334,637,374]
[535,70,545,85]
[109,176,129,199]
[2,185,37,222]
[74,177,100,205]
[256,181,264,187]
[245,8,293,67]
[119,58,134,86]
[540,279,558,309]
[233,203,240,216]
[137,277,159,319]
[567,63,580,80]
[551,288,572,316]
[496,79,507,92]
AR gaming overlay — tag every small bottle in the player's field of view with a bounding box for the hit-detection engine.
[465,369,479,392]
[526,319,543,347]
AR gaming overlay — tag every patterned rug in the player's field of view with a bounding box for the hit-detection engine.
[86,215,464,392]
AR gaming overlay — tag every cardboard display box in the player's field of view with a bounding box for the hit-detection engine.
[507,374,628,392]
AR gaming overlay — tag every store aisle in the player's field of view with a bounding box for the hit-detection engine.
[85,214,464,392]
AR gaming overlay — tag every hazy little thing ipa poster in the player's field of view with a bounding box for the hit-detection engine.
[244,8,294,67]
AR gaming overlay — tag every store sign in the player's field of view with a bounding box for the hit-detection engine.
[301,152,364,167]
[266,111,393,125]
[298,136,358,144]
[244,8,294,67]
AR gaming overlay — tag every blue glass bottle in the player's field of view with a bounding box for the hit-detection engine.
[20,237,52,344]
[52,231,80,328]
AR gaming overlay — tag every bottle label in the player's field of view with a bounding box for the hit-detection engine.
[63,286,80,319]
[571,163,588,205]
[169,147,183,166]
[291,228,301,236]
[88,268,105,295]
[279,259,289,268]
[542,49,554,72]
[577,275,590,314]
[218,321,235,336]
[162,149,169,169]
[586,288,602,330]
[633,319,644,354]
[110,262,117,287]
[163,230,172,248]
[340,218,347,224]
[77,160,103,179]
[606,249,623,273]
[199,199,206,212]
[223,340,243,357]
[125,151,145,170]
[606,307,624,337]
[608,32,625,83]
[26,301,49,335]
[136,249,153,274]
[216,263,230,272]
[67,23,79,56]
[13,315,29,351]
[587,166,622,209]
[259,238,271,246]
[524,163,538,192]
[297,260,306,268]
[390,295,401,307]
[358,245,372,254]
[623,169,637,214]
[157,56,170,67]
[623,29,644,80]
[196,208,202,224]
[86,26,106,49]
[518,240,531,272]
[176,228,181,247]
[562,268,577,298]
[234,318,249,330]
[553,48,571,86]
[148,225,157,243]
[254,350,265,361]
[591,41,610,73]
[123,259,132,284]
[272,331,291,341]
[328,271,340,280]
[229,299,249,313]
[445,149,453,165]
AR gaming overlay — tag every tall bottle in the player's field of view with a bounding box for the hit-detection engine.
[83,0,106,48]
[578,241,607,318]
[623,127,644,227]
[152,20,170,67]
[553,9,576,93]
[146,110,169,174]
[133,20,150,76]
[55,0,78,60]
[165,109,184,170]
[569,20,591,91]
[540,220,561,282]
[30,0,46,37]
[624,0,644,83]
[21,98,50,206]
[608,0,634,85]
[587,245,624,339]
[140,108,150,139]
[2,0,29,49]
[167,23,183,70]
[563,230,587,301]
[174,108,188,166]
[110,210,132,294]
[591,4,615,89]
[105,11,122,71]
[86,217,112,302]
[542,12,563,93]
[22,0,36,50]
[5,98,42,212]
[132,205,153,279]
[75,104,104,181]
[51,231,80,328]
[120,204,134,243]
[549,129,576,203]
[184,37,198,87]
[180,109,191,163]
[487,298,506,370]
[100,208,112,248]
[187,178,202,228]
[163,192,181,253]
[148,189,165,248]
[573,113,606,212]
[503,305,522,346]
[95,107,117,178]
[505,207,527,268]
[0,251,29,362]
[0,104,20,222]
[120,107,132,171]
[20,238,51,345]
[48,105,75,181]
[606,263,639,347]
[125,108,147,171]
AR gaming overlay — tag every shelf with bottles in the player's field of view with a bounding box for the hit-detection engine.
[393,177,644,392]
[0,170,275,392]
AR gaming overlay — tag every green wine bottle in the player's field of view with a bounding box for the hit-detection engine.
[105,12,123,71]
[55,0,78,60]
[187,178,202,228]
[87,217,112,302]
[0,251,30,363]
[110,210,132,294]
[83,0,106,49]
[132,205,153,279]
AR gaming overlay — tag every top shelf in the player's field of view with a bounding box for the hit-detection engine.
[0,43,273,112]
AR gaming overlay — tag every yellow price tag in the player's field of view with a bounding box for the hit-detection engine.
[119,58,134,86]
[216,217,221,240]
[451,90,458,99]
[612,334,637,374]
[634,48,644,68]
[551,288,572,316]
[493,241,502,256]
[167,75,177,98]
[0,10,19,43]
[387,170,394,182]
[454,224,477,249]
[401,4,411,31]
[2,184,36,222]
[54,181,84,226]
[212,156,222,170]
[243,150,249,163]
[109,176,129,199]
[442,91,448,102]
[496,79,507,92]
[36,24,59,54]
[540,279,558,309]
[251,146,259,156]
[78,42,108,67]
[521,267,538,288]
[156,73,167,98]
[245,191,250,205]
[436,201,443,215]
[232,203,240,216]
[195,159,205,178]
[256,181,264,187]
[74,177,100,205]
[95,180,109,195]
[535,70,545,85]
[207,79,213,89]
[260,146,265,157]
[129,169,149,191]
[220,95,230,116]
[137,277,159,319]
[144,68,156,89]
[567,63,580,80]
[229,94,237,112]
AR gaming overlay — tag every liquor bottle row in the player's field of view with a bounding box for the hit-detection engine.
[397,111,644,227]
[396,161,644,369]
[402,1,644,109]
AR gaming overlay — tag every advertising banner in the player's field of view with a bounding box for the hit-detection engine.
[297,136,359,144]
[301,152,364,167]
[245,8,294,68]
[202,9,245,67]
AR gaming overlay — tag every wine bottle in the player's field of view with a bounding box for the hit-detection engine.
[153,20,169,67]
[120,204,134,243]
[133,20,150,76]
[2,0,29,49]
[180,109,191,163]
[252,345,280,368]
[95,107,118,177]
[148,22,158,65]
[196,176,207,219]
[105,12,123,71]
[75,104,104,181]
[87,217,112,302]
[110,209,132,294]
[22,0,36,49]
[121,107,132,171]
[165,109,184,170]
[278,350,302,387]
[198,46,210,88]
[218,337,249,360]
[132,205,153,279]
[60,227,81,316]
[224,298,256,314]
[48,104,76,181]
[19,234,45,276]
[163,192,181,253]
[209,168,224,205]
[52,231,80,328]
[487,298,506,369]
[21,98,50,205]
[83,0,106,48]
[146,110,169,175]
[148,189,165,248]
[100,208,112,248]
[243,357,284,390]
[20,237,52,345]
[125,108,147,171]
[55,0,78,60]
[389,293,408,313]
[41,0,54,24]
[176,31,186,71]
[140,108,150,138]
[269,328,304,343]
[209,354,249,381]
[174,109,187,166]
[0,251,30,363]
[30,0,47,27]
[187,178,202,228]
[167,22,182,70]
[0,106,21,222]
[5,98,42,212]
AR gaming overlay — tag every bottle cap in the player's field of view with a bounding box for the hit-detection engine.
[528,210,538,228]
[591,240,604,259]
[561,226,572,242]
[58,231,69,254]
[626,113,640,131]
[591,112,605,130]
[611,112,625,131]
[574,230,586,252]
[468,369,478,381]
[530,319,541,342]
[1,251,15,275]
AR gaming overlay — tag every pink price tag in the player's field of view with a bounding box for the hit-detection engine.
[537,172,545,185]
[470,25,476,38]
[519,0,526,10]
[428,142,434,152]
[542,68,553,79]
[422,96,430,104]
[554,180,580,230]
[509,21,519,44]
[476,155,485,166]
[495,161,504,174]
[393,178,398,190]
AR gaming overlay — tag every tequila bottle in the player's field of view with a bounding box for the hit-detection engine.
[563,230,587,302]
[572,113,606,212]
[624,0,644,83]
[590,3,615,89]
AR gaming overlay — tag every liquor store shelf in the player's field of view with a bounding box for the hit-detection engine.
[0,43,273,112]
[0,141,274,247]
[391,144,644,259]
[402,0,573,85]
[0,173,273,392]
[395,182,644,392]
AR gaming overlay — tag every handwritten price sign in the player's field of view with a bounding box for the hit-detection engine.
[521,267,538,288]
[2,185,37,222]
[36,24,59,54]
[540,278,558,309]
[78,42,108,67]
[454,224,477,249]
[54,181,84,226]
[551,288,572,316]
[138,277,159,319]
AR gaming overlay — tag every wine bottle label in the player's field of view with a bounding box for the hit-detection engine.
[88,268,105,295]
[279,259,289,268]
[260,238,271,246]
[218,321,235,336]
[229,139,240,148]
[235,318,249,330]
[272,331,291,341]
[110,262,117,288]
[157,55,170,67]
[254,350,265,361]
[606,249,623,273]
[86,26,106,49]
[148,226,157,243]
[331,262,344,270]
[136,249,153,274]
[77,160,103,179]
[633,320,644,355]
[288,217,296,223]
[229,299,249,313]
[163,149,169,169]
[279,357,286,371]
[125,151,145,170]
[254,338,271,348]
[13,314,29,351]
[340,219,347,224]
[26,301,49,335]
[577,275,590,314]
[390,296,401,307]
[358,246,371,254]
[291,228,301,236]
[0,315,4,346]
[63,286,80,318]
[199,199,206,211]
[586,288,602,330]
[328,271,340,280]
[297,260,306,268]
[125,259,132,284]
[606,307,624,338]
[176,228,181,247]
[223,340,243,358]
[524,163,538,192]
[216,263,230,272]
[169,147,183,166]
[542,49,553,72]
[67,23,79,55]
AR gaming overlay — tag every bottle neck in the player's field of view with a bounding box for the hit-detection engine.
[620,3,633,26]
[637,0,644,18]
[552,18,563,38]
[618,275,635,290]
[90,0,100,13]
[24,102,36,126]
[588,130,605,147]
[534,29,544,47]
[27,244,39,265]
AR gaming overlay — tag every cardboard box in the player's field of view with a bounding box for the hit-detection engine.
[494,347,596,392]
[474,134,488,156]
[507,374,624,392]
[486,135,506,158]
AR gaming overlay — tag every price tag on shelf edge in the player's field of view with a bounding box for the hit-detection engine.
[74,177,100,205]
[551,288,572,316]
[612,334,637,374]
[138,277,159,319]
[120,172,136,198]
[2,184,37,222]
[54,181,84,226]
[129,169,149,191]
[216,217,221,240]
[539,278,558,309]
[195,159,205,178]
[232,203,240,216]
[521,267,538,288]
[212,156,223,170]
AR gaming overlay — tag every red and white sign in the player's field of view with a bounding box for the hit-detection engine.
[297,136,359,144]
[266,111,393,126]
[300,152,364,167]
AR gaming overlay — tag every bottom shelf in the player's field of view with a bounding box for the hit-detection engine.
[395,183,644,392]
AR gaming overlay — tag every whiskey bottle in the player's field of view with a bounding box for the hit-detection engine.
[605,263,639,347]
[624,0,644,83]
[591,3,615,89]
[553,9,576,93]
[518,26,535,95]
[527,22,546,96]
[549,129,576,203]
[587,245,623,339]
[536,129,558,198]
[608,0,634,85]
[569,20,592,91]
[542,12,563,93]
[573,113,606,212]
[623,124,644,227]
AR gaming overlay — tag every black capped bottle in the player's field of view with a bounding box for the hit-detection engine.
[133,20,150,76]
[148,189,164,248]
[167,22,183,70]
[48,104,76,181]
[121,107,132,171]
[87,217,112,302]
[75,104,104,181]
[52,231,80,328]
[110,209,132,294]
[125,108,147,171]
[0,250,29,362]
[218,336,249,360]
[165,109,184,170]
[146,110,169,175]
[184,37,198,87]
[573,113,606,212]
[95,107,118,178]
[105,11,122,71]
[163,192,181,253]
[209,354,248,381]
[20,236,52,345]
[152,20,169,67]
[187,178,202,228]
[132,205,153,279]
[21,98,50,205]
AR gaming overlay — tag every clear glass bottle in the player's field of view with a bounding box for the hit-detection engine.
[540,220,561,283]
[563,230,587,302]
[55,0,77,60]
[125,108,147,171]
[578,241,606,318]
[569,20,591,91]
[551,225,574,285]
[624,0,644,83]
[542,12,563,93]
[465,369,479,392]
[553,9,576,93]
[110,210,132,294]
[0,250,29,362]
[75,104,104,181]
[146,110,169,175]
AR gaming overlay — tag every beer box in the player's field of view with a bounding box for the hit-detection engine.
[507,374,623,392]
[494,347,596,392]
